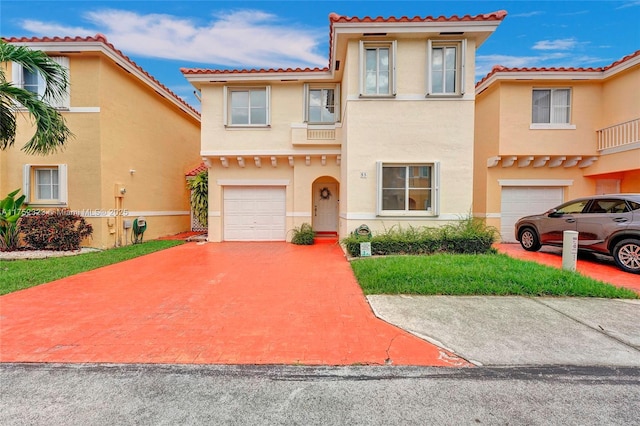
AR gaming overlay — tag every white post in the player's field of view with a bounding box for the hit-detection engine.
[562,230,579,271]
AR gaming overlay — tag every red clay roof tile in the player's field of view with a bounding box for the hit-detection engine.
[476,50,640,87]
[185,162,207,177]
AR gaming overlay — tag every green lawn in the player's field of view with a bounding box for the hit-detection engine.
[350,253,638,299]
[0,240,184,295]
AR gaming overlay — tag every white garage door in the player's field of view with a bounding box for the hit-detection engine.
[224,187,286,241]
[500,187,564,242]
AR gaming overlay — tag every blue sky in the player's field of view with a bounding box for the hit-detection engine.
[2,0,639,108]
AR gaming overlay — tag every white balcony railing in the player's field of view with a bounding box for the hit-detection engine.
[597,118,639,152]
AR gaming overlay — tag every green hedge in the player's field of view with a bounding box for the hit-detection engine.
[342,218,497,257]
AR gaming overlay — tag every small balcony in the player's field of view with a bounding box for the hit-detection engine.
[597,118,639,154]
[291,123,342,146]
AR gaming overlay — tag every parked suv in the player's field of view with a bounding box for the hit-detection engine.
[515,194,640,274]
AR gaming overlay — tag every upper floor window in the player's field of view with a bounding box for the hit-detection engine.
[22,164,68,205]
[359,41,396,97]
[224,87,270,126]
[377,162,440,216]
[11,56,70,109]
[304,84,340,124]
[532,89,571,124]
[427,40,465,96]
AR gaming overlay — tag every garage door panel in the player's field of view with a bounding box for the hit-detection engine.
[224,187,286,241]
[501,187,563,243]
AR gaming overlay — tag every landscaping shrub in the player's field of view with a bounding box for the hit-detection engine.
[291,223,315,245]
[0,189,28,251]
[341,218,497,257]
[19,210,93,251]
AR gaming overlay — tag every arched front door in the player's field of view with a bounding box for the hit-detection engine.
[312,180,338,234]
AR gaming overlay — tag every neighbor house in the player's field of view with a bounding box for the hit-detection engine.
[182,11,507,242]
[0,35,202,248]
[474,50,640,242]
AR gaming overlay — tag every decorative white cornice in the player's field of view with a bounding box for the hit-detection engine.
[487,155,598,169]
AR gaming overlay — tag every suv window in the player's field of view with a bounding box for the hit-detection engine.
[587,199,628,214]
[555,200,588,214]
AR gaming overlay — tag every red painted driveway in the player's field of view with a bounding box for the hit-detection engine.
[0,241,469,367]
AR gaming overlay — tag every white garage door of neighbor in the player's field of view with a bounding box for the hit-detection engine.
[500,187,564,243]
[224,187,286,241]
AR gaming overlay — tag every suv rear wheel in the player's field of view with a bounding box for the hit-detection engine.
[519,227,541,252]
[613,239,640,274]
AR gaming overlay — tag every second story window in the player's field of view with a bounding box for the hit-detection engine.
[305,84,340,124]
[225,87,270,126]
[12,56,70,109]
[532,89,571,124]
[359,41,396,97]
[427,40,465,96]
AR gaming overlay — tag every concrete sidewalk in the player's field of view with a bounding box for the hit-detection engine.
[367,295,640,367]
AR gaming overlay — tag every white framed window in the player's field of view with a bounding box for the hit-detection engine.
[427,40,465,96]
[22,164,68,205]
[224,86,270,126]
[376,162,440,216]
[359,41,396,96]
[304,84,340,124]
[532,88,571,125]
[12,56,70,109]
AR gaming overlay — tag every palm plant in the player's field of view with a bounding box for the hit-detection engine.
[188,171,208,227]
[0,41,73,155]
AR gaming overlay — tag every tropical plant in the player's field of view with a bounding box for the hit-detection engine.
[188,170,208,227]
[0,188,27,251]
[0,41,73,155]
[291,223,316,245]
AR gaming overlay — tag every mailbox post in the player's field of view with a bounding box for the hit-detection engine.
[562,230,579,272]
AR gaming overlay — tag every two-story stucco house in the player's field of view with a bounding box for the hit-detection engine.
[474,50,640,242]
[182,11,507,242]
[0,35,202,248]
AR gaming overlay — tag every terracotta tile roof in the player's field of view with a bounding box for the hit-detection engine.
[2,34,200,118]
[182,10,507,76]
[476,49,640,87]
[185,162,207,177]
[327,10,508,24]
[181,66,329,75]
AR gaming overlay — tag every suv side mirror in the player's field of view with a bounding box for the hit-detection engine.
[547,209,561,217]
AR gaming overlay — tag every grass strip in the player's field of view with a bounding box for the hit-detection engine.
[350,253,638,299]
[0,240,184,295]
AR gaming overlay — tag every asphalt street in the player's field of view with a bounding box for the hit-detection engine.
[1,363,639,425]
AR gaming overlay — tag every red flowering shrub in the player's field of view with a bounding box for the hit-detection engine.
[19,210,93,251]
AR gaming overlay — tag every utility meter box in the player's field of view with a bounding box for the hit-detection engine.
[123,220,132,229]
[114,183,126,197]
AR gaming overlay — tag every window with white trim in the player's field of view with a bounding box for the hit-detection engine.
[377,162,440,215]
[427,40,465,96]
[359,41,396,96]
[22,164,68,205]
[532,88,571,124]
[12,56,70,109]
[304,84,340,124]
[224,87,270,126]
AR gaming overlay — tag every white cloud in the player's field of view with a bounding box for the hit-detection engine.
[510,11,544,18]
[19,8,329,69]
[532,38,578,50]
[616,0,640,9]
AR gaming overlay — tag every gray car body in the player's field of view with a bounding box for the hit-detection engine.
[515,194,640,255]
